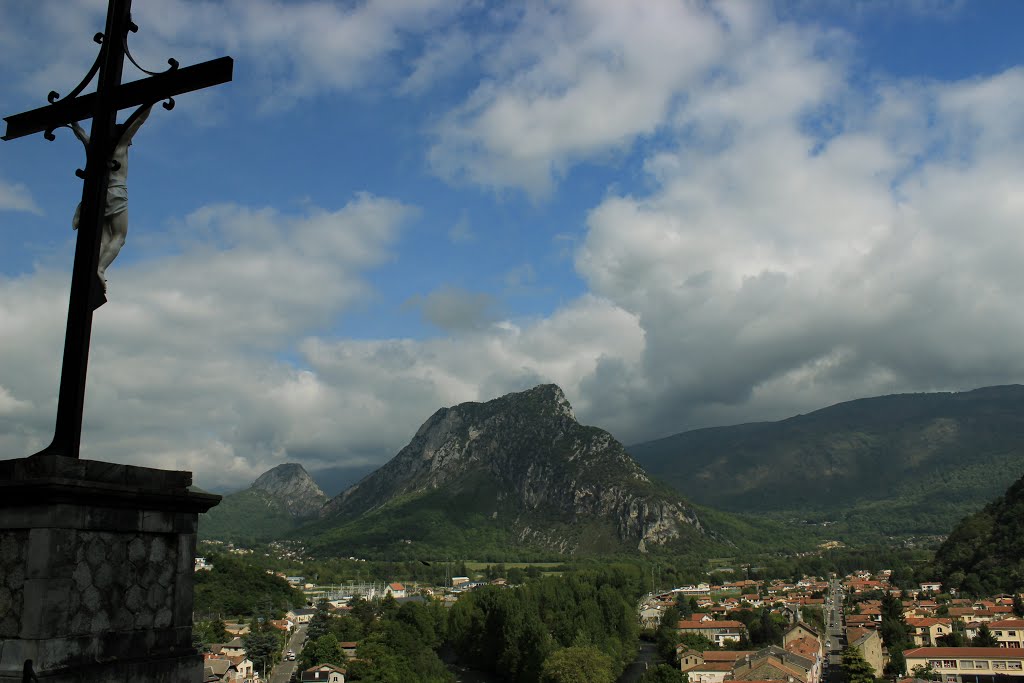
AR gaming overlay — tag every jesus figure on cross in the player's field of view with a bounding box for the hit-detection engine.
[70,103,152,291]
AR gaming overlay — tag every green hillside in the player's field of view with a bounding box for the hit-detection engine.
[932,472,1024,595]
[298,469,732,562]
[629,385,1024,538]
[198,488,298,543]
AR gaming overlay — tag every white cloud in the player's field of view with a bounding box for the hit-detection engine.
[429,0,753,196]
[0,179,42,214]
[0,194,416,488]
[300,293,645,436]
[570,20,1024,439]
[3,0,468,110]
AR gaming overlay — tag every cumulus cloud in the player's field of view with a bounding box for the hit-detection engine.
[300,293,645,436]
[573,24,1024,439]
[3,0,468,110]
[1,195,415,488]
[0,179,41,214]
[429,0,752,196]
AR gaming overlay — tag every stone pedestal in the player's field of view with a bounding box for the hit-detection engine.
[0,455,220,682]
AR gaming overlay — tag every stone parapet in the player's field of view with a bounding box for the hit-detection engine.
[0,454,220,682]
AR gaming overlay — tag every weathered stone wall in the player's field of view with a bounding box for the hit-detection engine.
[0,455,219,682]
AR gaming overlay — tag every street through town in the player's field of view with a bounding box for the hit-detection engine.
[269,624,307,683]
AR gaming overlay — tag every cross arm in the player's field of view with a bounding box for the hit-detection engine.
[2,56,233,141]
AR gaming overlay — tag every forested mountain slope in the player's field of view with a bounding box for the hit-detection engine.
[629,385,1024,537]
[932,472,1024,595]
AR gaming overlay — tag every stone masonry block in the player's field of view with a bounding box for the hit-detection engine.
[127,536,146,564]
[133,607,153,630]
[4,499,89,532]
[176,533,195,574]
[0,532,23,564]
[149,534,168,563]
[140,511,174,533]
[112,606,133,631]
[154,607,172,629]
[0,456,217,682]
[71,560,92,588]
[173,512,197,534]
[0,637,38,670]
[25,528,76,580]
[20,577,72,638]
[36,634,96,670]
[83,534,107,567]
[124,584,144,613]
[81,586,101,614]
[84,505,141,532]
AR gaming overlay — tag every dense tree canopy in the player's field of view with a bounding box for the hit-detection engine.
[448,567,641,682]
[638,665,689,683]
[301,599,453,683]
[539,646,616,683]
[193,553,305,619]
[932,473,1024,596]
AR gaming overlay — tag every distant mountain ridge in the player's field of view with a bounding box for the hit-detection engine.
[628,385,1024,537]
[302,384,712,558]
[199,463,326,542]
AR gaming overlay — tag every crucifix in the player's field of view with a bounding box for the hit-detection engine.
[2,0,233,459]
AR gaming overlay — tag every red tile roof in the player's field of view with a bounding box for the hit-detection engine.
[989,619,1024,628]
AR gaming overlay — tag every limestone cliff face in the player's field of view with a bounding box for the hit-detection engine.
[320,384,705,553]
[251,463,327,519]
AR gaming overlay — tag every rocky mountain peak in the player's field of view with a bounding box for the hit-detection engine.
[251,463,327,519]
[320,383,705,554]
[504,383,575,420]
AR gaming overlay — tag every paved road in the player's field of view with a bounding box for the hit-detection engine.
[269,624,307,683]
[822,579,845,683]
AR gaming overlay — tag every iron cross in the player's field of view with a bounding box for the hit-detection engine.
[2,0,233,459]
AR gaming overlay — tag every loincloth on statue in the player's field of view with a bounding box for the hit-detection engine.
[72,184,128,229]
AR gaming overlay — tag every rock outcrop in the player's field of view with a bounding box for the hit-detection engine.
[321,384,705,553]
[251,463,328,519]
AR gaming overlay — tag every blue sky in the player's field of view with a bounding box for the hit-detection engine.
[4,0,1024,490]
